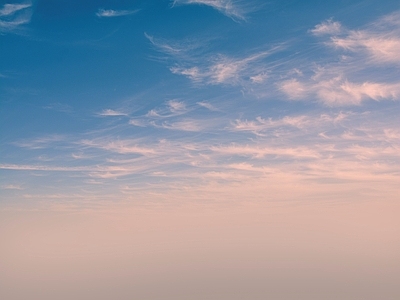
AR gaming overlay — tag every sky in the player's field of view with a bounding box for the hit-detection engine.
[1,1,400,299]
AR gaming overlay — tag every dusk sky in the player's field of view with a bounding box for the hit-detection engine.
[1,1,400,299]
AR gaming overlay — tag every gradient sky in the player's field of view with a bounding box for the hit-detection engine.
[1,1,400,299]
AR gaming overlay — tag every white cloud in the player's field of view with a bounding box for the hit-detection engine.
[232,112,352,137]
[279,79,307,100]
[0,17,30,30]
[210,144,320,159]
[279,75,400,106]
[317,80,400,105]
[311,19,342,36]
[97,109,128,116]
[129,119,146,127]
[378,11,400,27]
[153,120,203,132]
[250,72,268,84]
[145,100,190,119]
[144,33,207,64]
[0,163,148,179]
[210,60,241,83]
[0,164,90,172]
[87,165,144,179]
[278,12,400,106]
[233,115,311,135]
[96,9,139,18]
[171,50,276,85]
[2,184,23,190]
[384,129,400,140]
[145,34,174,55]
[167,100,187,113]
[71,153,85,159]
[147,31,282,88]
[331,31,400,64]
[170,66,202,82]
[80,139,157,156]
[3,108,400,192]
[13,135,66,149]
[172,0,246,21]
[146,109,161,117]
[0,2,32,32]
[0,3,30,16]
[197,101,218,111]
[311,13,400,64]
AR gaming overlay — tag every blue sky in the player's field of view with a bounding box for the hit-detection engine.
[1,0,399,207]
[1,1,400,299]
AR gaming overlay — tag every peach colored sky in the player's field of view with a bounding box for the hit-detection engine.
[1,197,399,300]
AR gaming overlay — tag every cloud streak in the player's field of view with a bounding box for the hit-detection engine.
[170,48,281,85]
[3,106,400,194]
[1,184,23,190]
[279,77,400,106]
[97,109,128,117]
[0,2,32,32]
[172,0,247,21]
[232,113,348,136]
[0,3,30,16]
[80,139,157,156]
[96,9,139,18]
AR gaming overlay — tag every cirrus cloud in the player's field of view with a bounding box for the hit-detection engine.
[96,8,139,18]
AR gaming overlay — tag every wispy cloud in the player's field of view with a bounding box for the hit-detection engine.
[97,109,128,117]
[167,100,187,113]
[96,8,139,18]
[1,184,23,190]
[311,19,342,36]
[0,3,30,16]
[144,32,207,62]
[145,32,283,89]
[211,144,320,159]
[0,163,147,179]
[0,164,90,172]
[43,103,73,113]
[128,119,147,127]
[279,74,400,106]
[172,0,247,21]
[145,33,185,56]
[279,79,307,100]
[80,139,157,156]
[13,135,67,149]
[147,11,399,105]
[232,113,348,136]
[197,101,218,111]
[145,100,190,118]
[312,12,400,64]
[124,98,223,132]
[331,31,400,64]
[250,72,269,84]
[151,119,203,132]
[171,48,280,86]
[3,107,400,195]
[277,12,400,105]
[0,2,32,32]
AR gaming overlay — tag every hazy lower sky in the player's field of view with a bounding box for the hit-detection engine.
[1,1,399,299]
